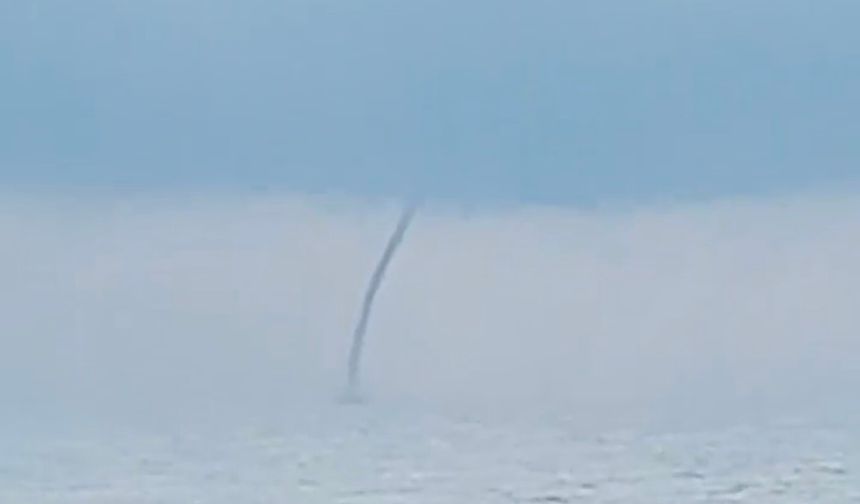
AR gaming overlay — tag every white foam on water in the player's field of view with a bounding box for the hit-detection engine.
[0,408,858,504]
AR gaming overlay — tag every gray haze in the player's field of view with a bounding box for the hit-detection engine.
[2,192,860,429]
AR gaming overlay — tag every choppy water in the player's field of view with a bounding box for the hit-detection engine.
[2,408,858,503]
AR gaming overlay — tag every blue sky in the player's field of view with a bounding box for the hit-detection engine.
[2,0,859,204]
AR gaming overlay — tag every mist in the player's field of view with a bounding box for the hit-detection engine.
[2,191,859,430]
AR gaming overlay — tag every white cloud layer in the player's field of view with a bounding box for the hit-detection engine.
[2,191,859,428]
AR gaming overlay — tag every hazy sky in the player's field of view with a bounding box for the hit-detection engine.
[2,0,859,203]
[2,2,860,429]
[3,193,860,428]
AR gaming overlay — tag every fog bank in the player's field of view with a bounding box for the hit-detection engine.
[2,191,858,428]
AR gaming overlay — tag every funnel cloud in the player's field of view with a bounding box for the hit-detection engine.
[345,203,418,401]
